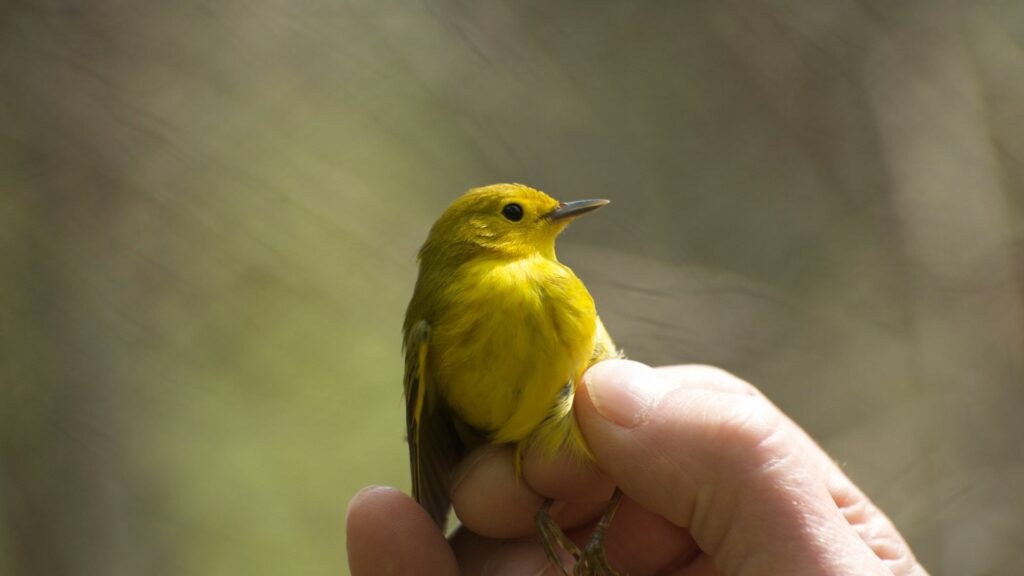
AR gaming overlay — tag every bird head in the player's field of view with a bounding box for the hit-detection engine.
[420,183,608,262]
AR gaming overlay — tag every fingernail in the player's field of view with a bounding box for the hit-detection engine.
[345,485,395,523]
[349,484,391,505]
[584,360,675,428]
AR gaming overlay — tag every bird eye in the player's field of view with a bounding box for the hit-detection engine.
[501,203,524,222]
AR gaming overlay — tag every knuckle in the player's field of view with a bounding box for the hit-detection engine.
[713,396,789,466]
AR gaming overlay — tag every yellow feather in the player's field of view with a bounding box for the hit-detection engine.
[403,183,620,526]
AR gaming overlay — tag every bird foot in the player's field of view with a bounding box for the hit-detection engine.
[535,490,623,576]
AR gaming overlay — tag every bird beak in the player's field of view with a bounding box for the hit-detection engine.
[542,199,610,221]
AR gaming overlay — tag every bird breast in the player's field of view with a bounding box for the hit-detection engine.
[430,254,597,442]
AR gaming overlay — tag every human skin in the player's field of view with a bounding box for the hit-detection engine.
[347,360,930,576]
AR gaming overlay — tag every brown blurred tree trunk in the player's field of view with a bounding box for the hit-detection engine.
[709,1,1024,572]
[864,2,1024,572]
[0,9,162,576]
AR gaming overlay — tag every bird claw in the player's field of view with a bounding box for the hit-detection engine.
[536,490,623,576]
[536,500,580,575]
[572,536,619,576]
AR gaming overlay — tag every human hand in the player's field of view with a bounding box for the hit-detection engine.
[347,360,929,575]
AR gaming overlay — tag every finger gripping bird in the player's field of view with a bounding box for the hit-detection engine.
[403,183,623,575]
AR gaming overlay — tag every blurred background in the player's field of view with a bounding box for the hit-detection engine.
[1,1,1022,575]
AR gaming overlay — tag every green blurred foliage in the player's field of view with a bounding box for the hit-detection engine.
[1,2,1023,575]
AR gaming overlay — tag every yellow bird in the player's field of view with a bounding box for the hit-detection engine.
[403,183,622,575]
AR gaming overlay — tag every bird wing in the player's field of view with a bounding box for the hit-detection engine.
[404,319,461,529]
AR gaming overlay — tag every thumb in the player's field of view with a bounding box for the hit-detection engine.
[576,360,755,529]
[576,360,891,576]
